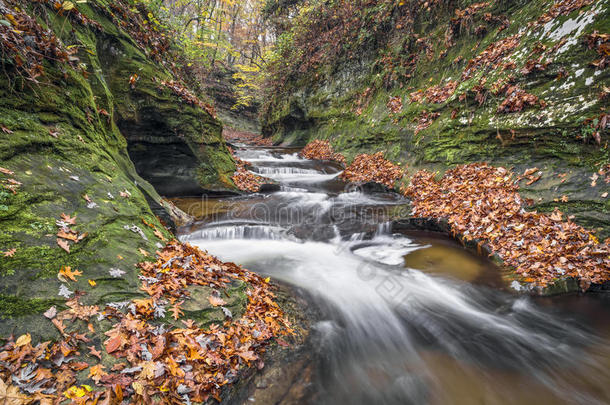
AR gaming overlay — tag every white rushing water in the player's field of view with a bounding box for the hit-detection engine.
[182,146,610,405]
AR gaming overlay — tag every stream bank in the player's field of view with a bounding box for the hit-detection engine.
[0,0,235,337]
[174,143,610,405]
[261,0,610,238]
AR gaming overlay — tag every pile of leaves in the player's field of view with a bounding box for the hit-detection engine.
[34,0,103,31]
[450,2,491,33]
[404,163,610,289]
[231,157,264,192]
[106,1,171,63]
[339,152,404,188]
[299,140,346,165]
[585,31,609,69]
[0,241,292,403]
[0,0,81,82]
[223,127,273,146]
[414,110,441,134]
[497,85,546,113]
[425,81,459,104]
[55,213,87,254]
[536,0,596,24]
[160,80,217,118]
[462,34,521,80]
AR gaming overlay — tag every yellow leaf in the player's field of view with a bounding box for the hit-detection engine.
[264,277,270,283]
[59,266,82,281]
[132,381,144,395]
[64,385,87,399]
[15,333,31,347]
[88,279,96,287]
[62,1,75,11]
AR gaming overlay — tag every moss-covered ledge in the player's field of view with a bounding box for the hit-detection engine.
[0,0,235,339]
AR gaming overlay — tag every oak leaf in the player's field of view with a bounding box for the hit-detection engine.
[60,213,77,225]
[208,295,227,307]
[89,346,102,360]
[59,266,82,281]
[57,239,71,253]
[88,364,107,384]
[3,249,16,257]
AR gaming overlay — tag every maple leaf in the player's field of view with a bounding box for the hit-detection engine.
[1,126,13,134]
[0,167,14,175]
[139,248,150,256]
[88,279,96,287]
[59,266,82,281]
[3,248,16,257]
[88,364,107,384]
[208,295,227,307]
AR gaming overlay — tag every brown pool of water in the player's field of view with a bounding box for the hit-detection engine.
[401,231,508,288]
[170,196,247,221]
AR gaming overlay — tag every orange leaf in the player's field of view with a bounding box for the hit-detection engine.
[88,345,102,360]
[105,335,123,353]
[57,238,71,253]
[57,230,78,241]
[208,295,226,307]
[59,266,82,281]
[170,301,184,320]
[60,213,77,225]
[88,364,107,384]
[154,229,166,241]
[3,248,16,257]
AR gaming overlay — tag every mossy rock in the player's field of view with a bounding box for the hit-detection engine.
[0,0,235,340]
[261,0,610,238]
[181,280,248,328]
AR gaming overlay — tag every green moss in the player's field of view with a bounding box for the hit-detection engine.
[262,0,609,236]
[0,295,57,318]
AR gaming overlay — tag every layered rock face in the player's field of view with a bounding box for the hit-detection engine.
[261,0,609,238]
[0,0,235,338]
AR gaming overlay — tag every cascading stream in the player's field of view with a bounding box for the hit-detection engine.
[177,146,610,405]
